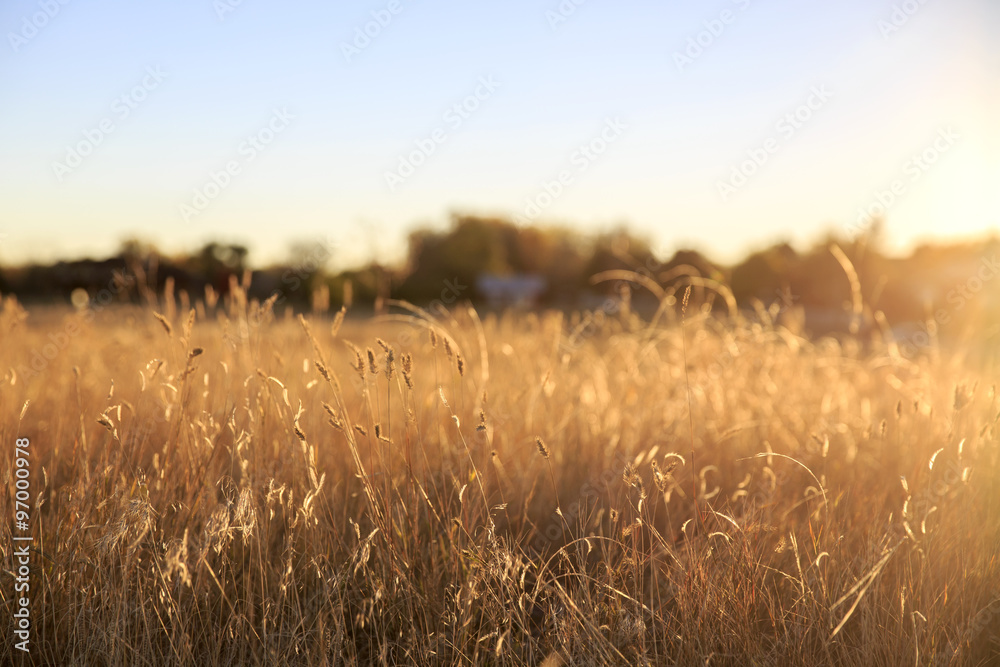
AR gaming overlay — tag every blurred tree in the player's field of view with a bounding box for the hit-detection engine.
[397,214,514,302]
[283,239,334,294]
[189,242,249,294]
[117,238,160,263]
[729,242,799,304]
[583,228,657,281]
[191,242,247,272]
[513,225,588,300]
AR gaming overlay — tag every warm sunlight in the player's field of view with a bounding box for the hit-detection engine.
[2,1,998,665]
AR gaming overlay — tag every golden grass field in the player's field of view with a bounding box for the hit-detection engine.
[2,276,999,666]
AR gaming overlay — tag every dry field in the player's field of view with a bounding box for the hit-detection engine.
[1,277,999,666]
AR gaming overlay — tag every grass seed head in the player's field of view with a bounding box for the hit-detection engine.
[377,340,395,379]
[153,312,173,336]
[681,286,692,317]
[331,306,346,337]
[623,462,640,488]
[351,349,365,380]
[97,414,114,432]
[536,437,549,459]
[653,468,668,492]
[401,353,413,388]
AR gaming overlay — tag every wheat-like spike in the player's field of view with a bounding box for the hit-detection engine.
[401,353,413,388]
[536,437,549,459]
[182,307,195,339]
[153,312,173,336]
[331,306,347,337]
[376,340,395,380]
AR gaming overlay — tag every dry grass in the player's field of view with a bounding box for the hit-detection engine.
[1,282,998,666]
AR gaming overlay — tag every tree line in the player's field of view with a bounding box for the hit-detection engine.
[2,214,996,337]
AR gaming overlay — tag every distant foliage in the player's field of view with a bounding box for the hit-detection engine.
[3,220,998,335]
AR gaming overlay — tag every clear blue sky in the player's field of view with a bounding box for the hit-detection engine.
[1,0,997,268]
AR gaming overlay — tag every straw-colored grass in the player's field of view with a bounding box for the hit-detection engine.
[1,281,998,666]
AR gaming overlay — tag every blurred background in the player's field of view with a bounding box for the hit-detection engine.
[1,0,998,337]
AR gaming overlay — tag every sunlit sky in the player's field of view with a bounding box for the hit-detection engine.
[1,0,998,268]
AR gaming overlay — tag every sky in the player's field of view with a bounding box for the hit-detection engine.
[1,0,998,269]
